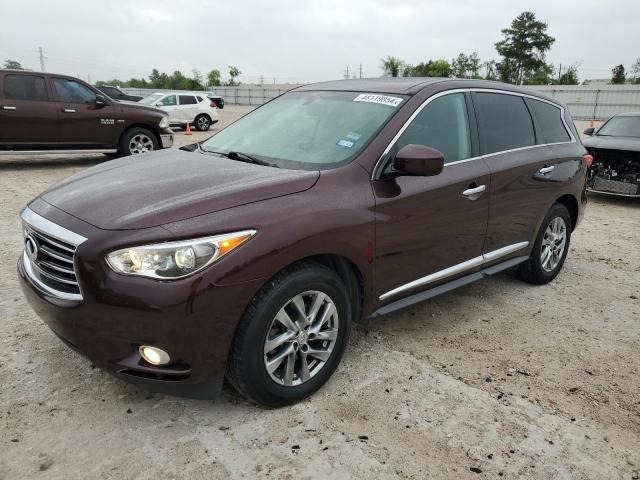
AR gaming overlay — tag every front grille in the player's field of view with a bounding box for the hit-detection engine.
[25,226,80,295]
[21,207,87,301]
[592,176,640,195]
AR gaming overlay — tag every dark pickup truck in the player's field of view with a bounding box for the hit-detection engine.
[0,70,173,156]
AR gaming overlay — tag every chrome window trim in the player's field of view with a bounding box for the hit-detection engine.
[379,241,530,301]
[371,87,576,180]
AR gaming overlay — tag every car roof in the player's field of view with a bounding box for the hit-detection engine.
[293,78,564,106]
[615,111,640,117]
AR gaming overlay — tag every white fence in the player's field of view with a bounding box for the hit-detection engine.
[123,84,640,121]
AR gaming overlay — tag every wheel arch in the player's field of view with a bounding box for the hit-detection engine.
[555,194,579,231]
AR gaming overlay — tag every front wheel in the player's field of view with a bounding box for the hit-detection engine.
[227,262,351,407]
[119,127,158,156]
[518,203,572,285]
[194,114,211,131]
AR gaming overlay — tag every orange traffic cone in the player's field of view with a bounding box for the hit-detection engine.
[185,123,192,135]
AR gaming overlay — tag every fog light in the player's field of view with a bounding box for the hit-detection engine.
[139,346,170,366]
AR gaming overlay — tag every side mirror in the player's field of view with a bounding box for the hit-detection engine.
[95,94,107,108]
[583,127,595,136]
[392,144,444,177]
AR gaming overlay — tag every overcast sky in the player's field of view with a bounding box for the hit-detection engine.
[1,0,639,85]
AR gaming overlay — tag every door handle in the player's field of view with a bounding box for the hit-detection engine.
[2,106,16,110]
[462,184,486,197]
[538,165,555,174]
[62,108,76,113]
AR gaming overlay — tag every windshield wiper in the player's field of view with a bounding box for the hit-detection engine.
[198,145,277,167]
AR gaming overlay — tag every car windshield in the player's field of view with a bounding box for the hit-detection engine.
[598,116,640,137]
[201,90,407,170]
[140,94,164,105]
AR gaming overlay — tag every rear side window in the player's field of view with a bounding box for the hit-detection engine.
[396,93,471,164]
[53,79,96,103]
[3,74,48,101]
[473,92,535,154]
[527,98,571,144]
[179,95,197,105]
[195,96,204,102]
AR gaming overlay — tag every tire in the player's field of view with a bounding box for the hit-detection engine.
[119,127,159,156]
[517,203,572,285]
[227,261,351,407]
[194,114,211,131]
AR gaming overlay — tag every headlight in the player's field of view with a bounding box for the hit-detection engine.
[159,115,169,128]
[106,230,256,279]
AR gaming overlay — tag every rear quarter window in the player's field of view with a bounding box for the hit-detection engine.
[527,98,571,144]
[179,95,198,105]
[3,74,48,101]
[473,92,535,154]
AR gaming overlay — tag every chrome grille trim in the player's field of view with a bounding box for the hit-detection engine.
[20,207,87,301]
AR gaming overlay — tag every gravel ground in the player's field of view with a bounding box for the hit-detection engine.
[0,108,639,479]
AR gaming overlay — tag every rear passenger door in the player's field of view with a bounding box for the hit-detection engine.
[472,91,573,259]
[178,95,199,124]
[0,73,59,148]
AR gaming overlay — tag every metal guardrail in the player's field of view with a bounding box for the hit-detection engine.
[122,84,640,121]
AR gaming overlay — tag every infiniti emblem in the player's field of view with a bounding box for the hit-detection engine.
[25,234,40,263]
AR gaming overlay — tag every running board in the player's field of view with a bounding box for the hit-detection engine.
[369,255,529,318]
[0,149,117,155]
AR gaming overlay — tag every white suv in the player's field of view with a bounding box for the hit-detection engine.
[140,92,219,131]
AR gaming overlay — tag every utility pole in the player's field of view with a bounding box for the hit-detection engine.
[359,64,363,79]
[558,64,563,82]
[344,66,350,79]
[38,47,46,72]
[260,75,264,85]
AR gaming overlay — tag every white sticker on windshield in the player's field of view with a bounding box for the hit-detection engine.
[354,94,403,107]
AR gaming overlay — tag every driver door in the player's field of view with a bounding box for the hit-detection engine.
[51,77,117,148]
[373,92,490,302]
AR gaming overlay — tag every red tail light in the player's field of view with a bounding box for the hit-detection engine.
[210,100,217,108]
[582,154,593,168]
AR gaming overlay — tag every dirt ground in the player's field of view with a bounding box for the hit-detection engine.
[1,106,639,479]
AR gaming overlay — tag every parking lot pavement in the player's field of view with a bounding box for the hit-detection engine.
[1,107,639,479]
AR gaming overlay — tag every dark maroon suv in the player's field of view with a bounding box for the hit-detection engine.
[18,78,589,406]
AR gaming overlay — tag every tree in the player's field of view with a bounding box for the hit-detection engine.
[610,64,626,84]
[557,65,579,85]
[451,52,481,79]
[495,11,555,85]
[225,66,242,86]
[148,68,162,87]
[482,60,498,80]
[207,69,221,87]
[427,60,452,77]
[3,59,23,69]
[632,58,640,84]
[403,62,429,77]
[380,56,404,77]
[526,63,554,85]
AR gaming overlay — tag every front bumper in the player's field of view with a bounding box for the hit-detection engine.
[160,133,174,149]
[17,205,264,399]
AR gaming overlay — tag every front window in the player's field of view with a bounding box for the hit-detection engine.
[598,116,640,138]
[53,78,96,103]
[140,93,164,105]
[201,90,407,170]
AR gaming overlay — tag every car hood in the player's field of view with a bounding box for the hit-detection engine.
[39,149,319,230]
[583,135,640,152]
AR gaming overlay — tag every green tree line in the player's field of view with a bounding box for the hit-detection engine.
[381,11,640,85]
[94,66,242,89]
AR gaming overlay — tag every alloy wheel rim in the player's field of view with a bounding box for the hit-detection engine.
[197,117,209,129]
[129,134,153,154]
[541,216,567,272]
[263,290,339,387]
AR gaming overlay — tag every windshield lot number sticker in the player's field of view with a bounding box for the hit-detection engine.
[337,139,355,148]
[354,94,403,107]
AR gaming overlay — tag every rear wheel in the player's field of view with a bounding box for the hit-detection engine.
[227,262,351,407]
[518,203,572,285]
[195,114,211,131]
[119,127,158,156]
